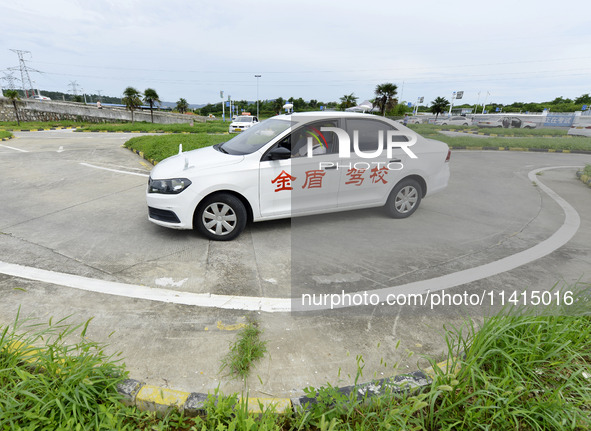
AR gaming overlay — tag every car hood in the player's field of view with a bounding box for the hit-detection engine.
[150,145,244,179]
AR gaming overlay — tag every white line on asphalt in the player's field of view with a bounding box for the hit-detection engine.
[80,162,149,177]
[0,144,29,153]
[0,261,291,312]
[0,166,582,312]
[304,165,582,311]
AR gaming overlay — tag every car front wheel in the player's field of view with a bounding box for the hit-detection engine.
[195,193,247,241]
[385,179,422,218]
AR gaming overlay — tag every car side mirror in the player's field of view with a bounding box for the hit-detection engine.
[268,146,291,160]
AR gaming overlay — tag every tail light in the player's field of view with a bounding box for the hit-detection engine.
[445,149,451,162]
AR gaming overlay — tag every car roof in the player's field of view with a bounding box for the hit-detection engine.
[273,111,392,121]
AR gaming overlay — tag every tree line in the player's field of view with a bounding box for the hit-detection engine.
[6,86,591,120]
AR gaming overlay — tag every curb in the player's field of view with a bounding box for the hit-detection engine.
[114,356,459,416]
[0,127,75,132]
[436,128,572,138]
[116,364,444,417]
[576,170,591,188]
[128,147,158,166]
[449,145,591,155]
[5,337,450,417]
[78,130,206,134]
[1,135,14,141]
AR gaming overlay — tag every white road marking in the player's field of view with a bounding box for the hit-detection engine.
[80,162,149,177]
[0,144,29,153]
[0,166,582,312]
[0,261,290,312]
[155,277,189,288]
[302,166,582,311]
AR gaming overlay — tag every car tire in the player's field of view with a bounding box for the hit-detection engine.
[442,123,448,126]
[463,123,469,126]
[195,193,247,241]
[385,178,422,219]
[524,126,532,129]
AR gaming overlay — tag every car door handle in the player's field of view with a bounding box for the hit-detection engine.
[323,165,338,170]
[389,159,401,163]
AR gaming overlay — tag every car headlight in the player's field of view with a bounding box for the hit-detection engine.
[148,177,192,194]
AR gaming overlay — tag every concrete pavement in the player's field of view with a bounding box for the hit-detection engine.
[0,130,590,398]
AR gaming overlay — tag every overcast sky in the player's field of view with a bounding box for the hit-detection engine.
[2,0,591,107]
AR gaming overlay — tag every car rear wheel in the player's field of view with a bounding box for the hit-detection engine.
[385,179,422,219]
[195,193,247,241]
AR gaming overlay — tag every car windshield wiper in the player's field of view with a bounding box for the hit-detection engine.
[215,143,229,154]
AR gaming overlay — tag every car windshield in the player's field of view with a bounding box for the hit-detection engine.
[235,116,253,123]
[220,118,290,155]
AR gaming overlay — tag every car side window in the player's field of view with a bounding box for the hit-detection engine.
[345,119,406,152]
[291,119,340,157]
[260,119,341,161]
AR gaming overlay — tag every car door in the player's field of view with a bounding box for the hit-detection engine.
[338,118,408,208]
[259,136,293,218]
[258,118,342,217]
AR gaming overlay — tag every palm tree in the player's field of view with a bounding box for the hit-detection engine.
[339,93,358,110]
[272,97,285,115]
[143,88,160,123]
[430,97,449,120]
[4,90,21,126]
[374,83,398,116]
[176,98,189,114]
[122,87,142,123]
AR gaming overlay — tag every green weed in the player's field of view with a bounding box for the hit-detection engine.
[220,317,268,381]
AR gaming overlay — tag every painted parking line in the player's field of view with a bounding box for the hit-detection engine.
[0,166,582,312]
[80,162,150,177]
[0,144,29,153]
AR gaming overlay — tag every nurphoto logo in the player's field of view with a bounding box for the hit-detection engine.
[304,126,418,171]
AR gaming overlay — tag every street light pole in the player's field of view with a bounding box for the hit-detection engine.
[254,75,261,119]
[448,91,456,115]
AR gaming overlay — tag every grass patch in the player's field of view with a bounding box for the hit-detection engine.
[3,296,591,429]
[410,123,568,137]
[220,317,267,381]
[79,120,230,134]
[0,312,135,429]
[438,136,591,151]
[291,304,591,430]
[0,120,230,134]
[124,133,228,162]
[0,120,82,130]
[407,124,591,151]
[584,165,591,176]
[0,130,13,140]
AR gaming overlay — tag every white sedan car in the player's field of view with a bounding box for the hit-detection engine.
[434,116,471,126]
[147,112,450,240]
[229,115,259,133]
[475,116,537,129]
